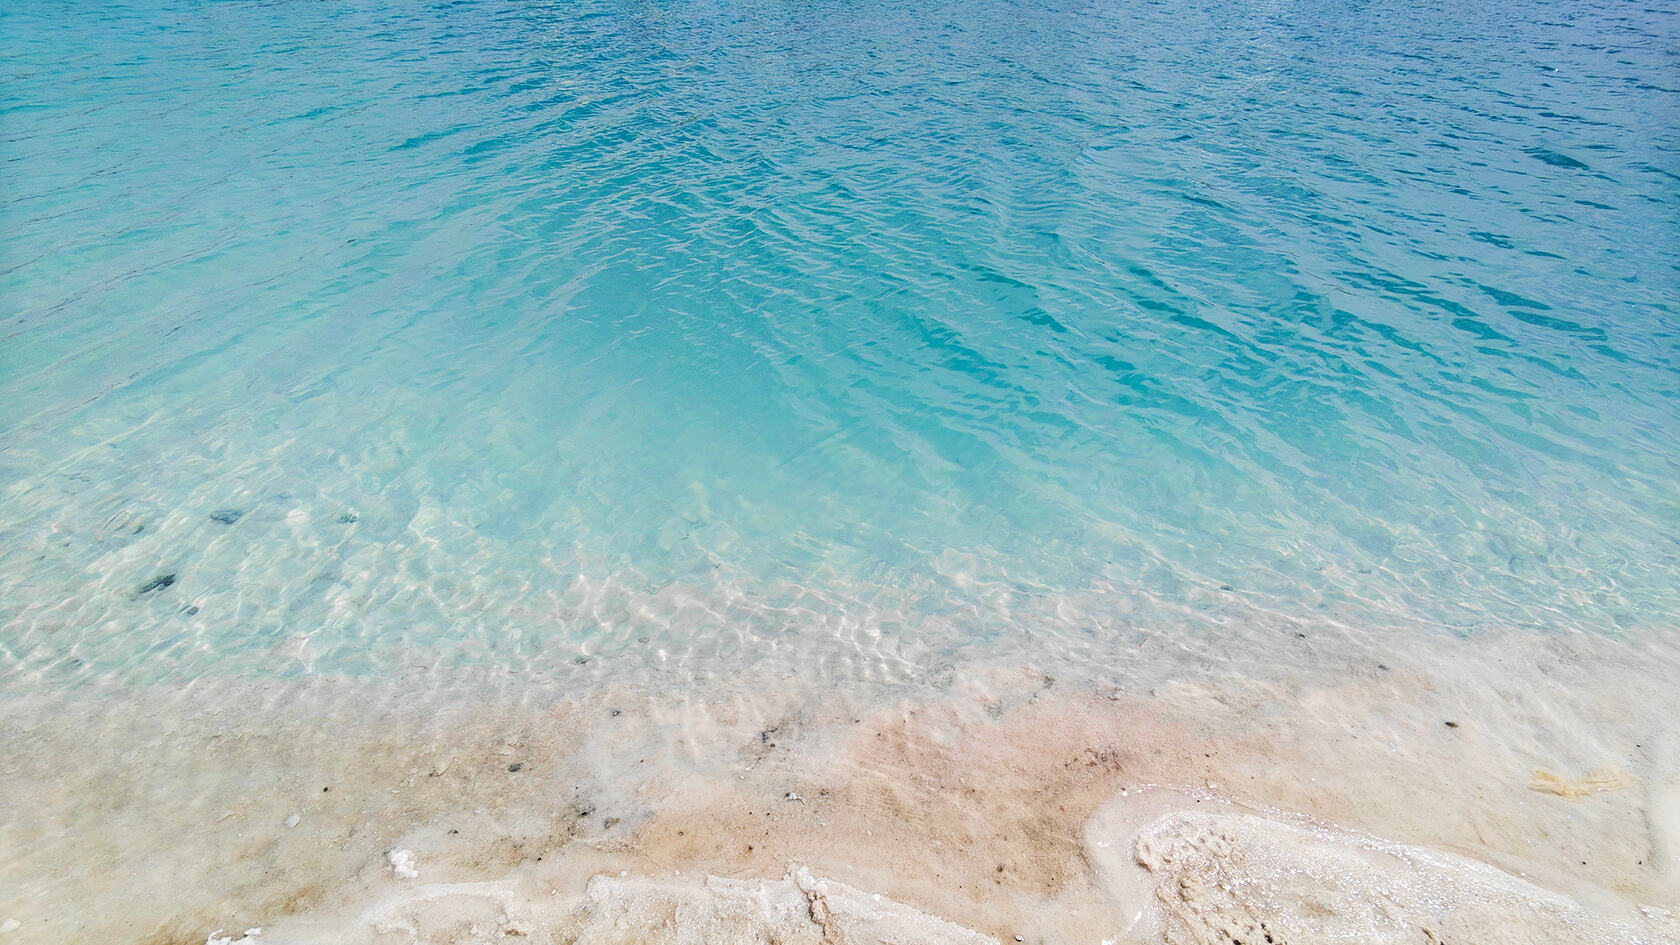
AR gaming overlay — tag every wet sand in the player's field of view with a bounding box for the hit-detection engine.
[2,623,1676,944]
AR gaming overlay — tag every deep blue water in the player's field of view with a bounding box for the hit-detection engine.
[2,0,1677,683]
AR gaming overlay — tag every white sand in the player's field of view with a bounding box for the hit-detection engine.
[1091,793,1674,944]
[281,867,998,945]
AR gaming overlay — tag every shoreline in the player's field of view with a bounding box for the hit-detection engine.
[3,623,1676,943]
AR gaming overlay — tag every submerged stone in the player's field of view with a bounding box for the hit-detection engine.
[209,509,244,525]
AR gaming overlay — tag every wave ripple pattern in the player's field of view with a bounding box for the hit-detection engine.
[2,0,1677,684]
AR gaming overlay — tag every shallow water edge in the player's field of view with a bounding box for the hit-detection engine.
[3,622,1676,944]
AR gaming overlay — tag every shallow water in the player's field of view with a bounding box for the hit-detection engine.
[2,0,1679,940]
[5,0,1678,687]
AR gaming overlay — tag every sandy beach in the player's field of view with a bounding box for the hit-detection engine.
[5,621,1676,944]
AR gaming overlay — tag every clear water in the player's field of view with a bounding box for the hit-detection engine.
[3,0,1678,688]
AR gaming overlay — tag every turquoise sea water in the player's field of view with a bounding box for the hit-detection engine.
[2,0,1677,686]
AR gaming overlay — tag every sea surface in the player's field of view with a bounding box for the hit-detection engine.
[3,0,1679,700]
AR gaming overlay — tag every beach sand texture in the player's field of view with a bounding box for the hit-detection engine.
[3,626,1676,944]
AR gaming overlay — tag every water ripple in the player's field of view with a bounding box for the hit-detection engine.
[1,0,1677,684]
